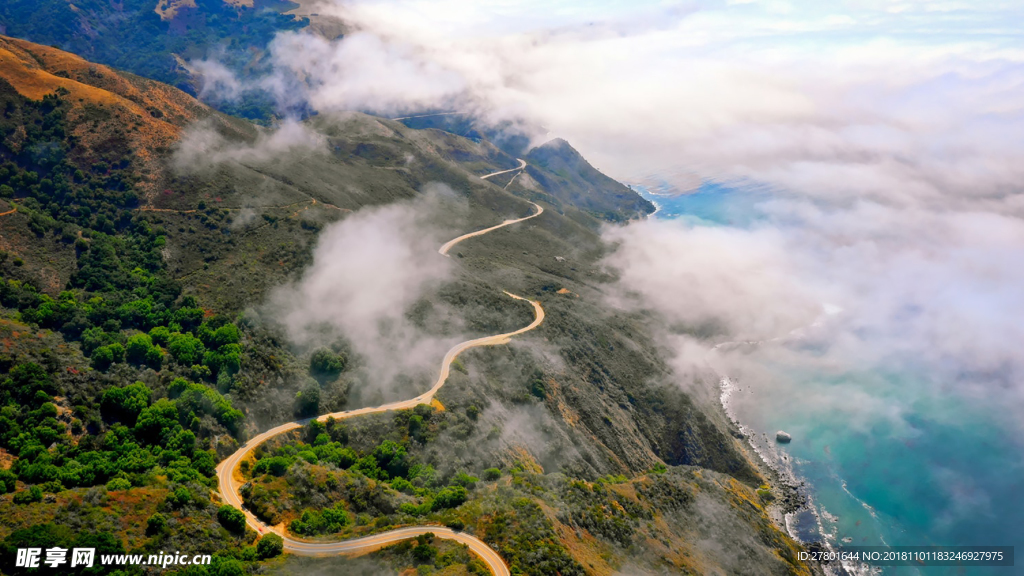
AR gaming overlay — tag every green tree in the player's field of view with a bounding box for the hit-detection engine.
[100,381,151,425]
[146,512,167,535]
[294,380,321,417]
[105,478,131,491]
[373,440,409,478]
[13,485,43,504]
[91,345,115,370]
[431,486,467,511]
[256,533,283,559]
[413,542,437,563]
[204,343,241,376]
[210,323,241,348]
[125,333,154,365]
[168,332,204,365]
[149,325,171,346]
[253,456,291,476]
[217,505,247,534]
[309,347,345,380]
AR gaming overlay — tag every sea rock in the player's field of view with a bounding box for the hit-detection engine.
[776,431,792,443]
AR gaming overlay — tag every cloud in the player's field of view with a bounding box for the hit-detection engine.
[172,118,326,172]
[263,31,469,116]
[602,197,1024,425]
[181,1,1024,217]
[184,58,246,103]
[267,185,461,399]
[602,220,821,342]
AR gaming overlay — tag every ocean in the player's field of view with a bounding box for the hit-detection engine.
[634,181,1024,575]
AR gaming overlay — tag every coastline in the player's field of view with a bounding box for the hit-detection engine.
[718,374,853,576]
[633,184,845,575]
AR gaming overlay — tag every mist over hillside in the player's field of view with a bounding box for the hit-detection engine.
[0,28,816,575]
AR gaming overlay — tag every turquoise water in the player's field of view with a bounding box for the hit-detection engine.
[638,183,1023,575]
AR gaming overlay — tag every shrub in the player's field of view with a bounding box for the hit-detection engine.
[146,513,167,535]
[309,347,345,379]
[168,333,204,365]
[105,478,131,491]
[149,326,171,346]
[13,485,43,504]
[431,486,467,511]
[483,468,502,481]
[125,333,154,365]
[256,533,283,559]
[217,505,247,534]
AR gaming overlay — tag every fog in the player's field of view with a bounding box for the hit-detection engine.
[268,186,461,398]
[172,118,325,172]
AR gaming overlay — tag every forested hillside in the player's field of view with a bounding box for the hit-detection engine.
[0,0,305,119]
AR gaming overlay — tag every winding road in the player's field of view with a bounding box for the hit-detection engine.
[439,202,543,257]
[479,158,527,181]
[215,165,546,575]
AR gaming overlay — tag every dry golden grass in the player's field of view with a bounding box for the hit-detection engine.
[155,0,198,20]
[0,35,216,193]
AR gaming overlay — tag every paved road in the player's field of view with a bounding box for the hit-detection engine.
[479,158,527,181]
[215,203,546,575]
[391,111,467,121]
[439,201,544,257]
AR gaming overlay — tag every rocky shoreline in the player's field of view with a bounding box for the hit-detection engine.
[718,376,847,576]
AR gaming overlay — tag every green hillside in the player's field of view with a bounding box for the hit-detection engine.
[0,36,815,576]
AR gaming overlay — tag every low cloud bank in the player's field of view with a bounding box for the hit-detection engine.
[602,199,1024,430]
[172,119,325,172]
